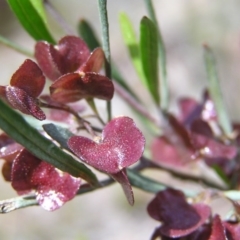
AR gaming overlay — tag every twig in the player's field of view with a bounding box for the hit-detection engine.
[138,156,227,190]
[113,81,160,127]
[86,98,106,126]
[0,194,37,213]
[39,101,97,137]
[43,0,76,35]
[0,178,115,213]
[0,35,33,57]
[0,155,207,213]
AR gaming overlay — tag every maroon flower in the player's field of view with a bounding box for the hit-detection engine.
[190,119,237,160]
[11,149,81,211]
[189,215,240,240]
[149,212,240,240]
[151,95,238,177]
[35,36,90,81]
[0,133,23,181]
[68,116,145,205]
[178,91,217,128]
[35,36,114,103]
[50,71,114,103]
[0,59,46,120]
[0,132,81,211]
[151,114,196,168]
[68,116,145,173]
[147,189,211,239]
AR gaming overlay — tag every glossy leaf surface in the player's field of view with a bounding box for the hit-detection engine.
[7,0,54,43]
[43,123,74,151]
[119,13,146,85]
[140,16,159,105]
[78,20,100,51]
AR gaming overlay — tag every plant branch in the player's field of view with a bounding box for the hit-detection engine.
[39,101,97,137]
[0,178,115,213]
[98,0,112,121]
[113,81,160,127]
[0,35,33,57]
[86,98,106,126]
[43,0,76,35]
[0,194,37,213]
[138,156,227,190]
[0,160,206,213]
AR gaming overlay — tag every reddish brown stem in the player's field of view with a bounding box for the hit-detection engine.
[39,101,97,137]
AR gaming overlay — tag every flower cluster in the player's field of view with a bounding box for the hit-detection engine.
[0,35,145,210]
[2,1,240,239]
[151,91,239,179]
[148,189,240,240]
[0,134,81,211]
[148,91,240,239]
[35,36,114,103]
[0,35,114,120]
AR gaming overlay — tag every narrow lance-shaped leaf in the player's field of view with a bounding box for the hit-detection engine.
[78,19,139,100]
[78,19,100,51]
[7,0,55,43]
[0,99,98,186]
[211,164,230,187]
[43,123,74,151]
[140,16,160,105]
[127,170,198,197]
[144,0,169,111]
[204,45,232,136]
[119,13,146,85]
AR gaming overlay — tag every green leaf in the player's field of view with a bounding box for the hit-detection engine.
[28,0,47,24]
[144,0,169,111]
[0,99,98,186]
[119,13,146,85]
[212,164,230,187]
[127,169,166,193]
[7,0,55,43]
[127,170,197,197]
[78,19,100,51]
[43,123,74,151]
[140,16,159,105]
[204,45,232,136]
